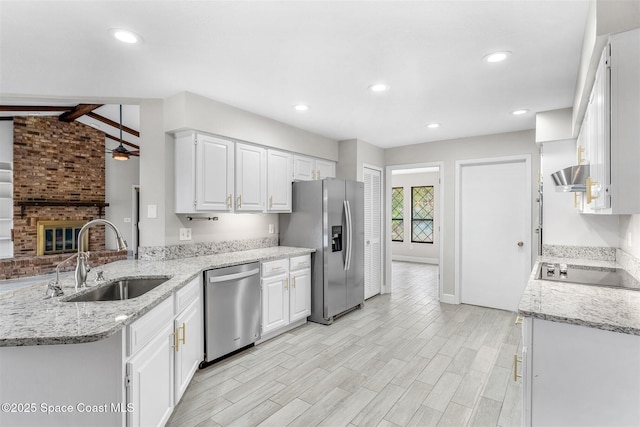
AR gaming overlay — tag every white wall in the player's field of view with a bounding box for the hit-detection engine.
[104,138,139,254]
[391,171,440,263]
[620,215,640,258]
[164,91,339,161]
[541,139,619,246]
[536,108,573,143]
[385,129,539,299]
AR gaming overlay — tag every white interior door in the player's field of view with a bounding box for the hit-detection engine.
[364,166,382,299]
[458,156,531,311]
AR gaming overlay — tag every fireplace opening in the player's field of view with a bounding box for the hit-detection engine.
[37,220,88,256]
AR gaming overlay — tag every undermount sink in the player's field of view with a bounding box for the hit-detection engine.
[537,262,640,291]
[66,277,170,302]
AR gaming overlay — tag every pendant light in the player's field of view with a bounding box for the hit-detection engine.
[112,104,129,161]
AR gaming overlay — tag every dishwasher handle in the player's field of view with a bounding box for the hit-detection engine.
[208,268,260,284]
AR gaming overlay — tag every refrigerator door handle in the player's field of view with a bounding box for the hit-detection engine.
[343,200,349,270]
[345,200,353,271]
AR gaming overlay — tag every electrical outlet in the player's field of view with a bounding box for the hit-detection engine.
[268,224,275,234]
[179,228,192,241]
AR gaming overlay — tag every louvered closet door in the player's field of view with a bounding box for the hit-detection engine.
[364,167,382,299]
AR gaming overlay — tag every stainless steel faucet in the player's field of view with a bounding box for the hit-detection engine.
[75,219,127,290]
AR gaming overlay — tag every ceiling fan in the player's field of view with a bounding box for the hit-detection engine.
[105,104,139,160]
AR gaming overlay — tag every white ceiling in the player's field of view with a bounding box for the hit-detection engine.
[0,1,590,149]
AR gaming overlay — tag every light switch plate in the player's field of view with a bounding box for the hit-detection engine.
[147,204,157,219]
[268,224,275,234]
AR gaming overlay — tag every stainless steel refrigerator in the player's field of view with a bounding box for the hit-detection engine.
[279,178,364,325]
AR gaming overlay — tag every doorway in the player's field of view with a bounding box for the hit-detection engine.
[456,155,531,311]
[384,162,444,299]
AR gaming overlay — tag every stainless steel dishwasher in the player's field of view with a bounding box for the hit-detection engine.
[202,262,261,365]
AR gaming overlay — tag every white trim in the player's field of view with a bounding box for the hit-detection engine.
[454,154,532,306]
[392,255,439,264]
[362,163,384,297]
[131,185,140,259]
[385,161,445,301]
[440,293,457,304]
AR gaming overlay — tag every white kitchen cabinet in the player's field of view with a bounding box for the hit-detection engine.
[175,131,234,213]
[235,143,266,212]
[260,255,311,338]
[261,271,289,334]
[289,256,311,323]
[580,29,640,214]
[126,321,175,427]
[174,298,203,402]
[0,162,12,259]
[267,149,292,212]
[520,317,640,426]
[293,154,336,181]
[315,159,336,180]
[173,277,203,403]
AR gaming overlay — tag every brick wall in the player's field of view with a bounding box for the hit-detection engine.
[0,116,126,279]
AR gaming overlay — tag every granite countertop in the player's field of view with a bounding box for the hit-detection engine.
[518,256,640,336]
[0,246,314,347]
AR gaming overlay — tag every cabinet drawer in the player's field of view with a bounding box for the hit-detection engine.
[175,276,201,314]
[290,255,311,271]
[261,258,289,277]
[127,297,174,357]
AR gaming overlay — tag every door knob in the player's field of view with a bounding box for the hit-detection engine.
[517,241,524,247]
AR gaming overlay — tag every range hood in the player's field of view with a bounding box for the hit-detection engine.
[551,164,589,192]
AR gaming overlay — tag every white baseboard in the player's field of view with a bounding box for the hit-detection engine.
[392,255,439,264]
[440,293,458,304]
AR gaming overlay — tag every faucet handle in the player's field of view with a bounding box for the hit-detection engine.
[44,280,64,298]
[95,271,105,283]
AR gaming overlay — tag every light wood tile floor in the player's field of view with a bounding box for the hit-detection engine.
[167,262,522,427]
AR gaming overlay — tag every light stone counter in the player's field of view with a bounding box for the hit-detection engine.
[518,256,640,336]
[0,246,314,347]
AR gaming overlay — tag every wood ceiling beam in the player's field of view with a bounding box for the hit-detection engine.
[87,112,140,138]
[58,104,103,122]
[0,105,73,112]
[105,133,140,150]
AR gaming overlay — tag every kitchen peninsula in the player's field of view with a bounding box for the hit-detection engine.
[0,246,313,427]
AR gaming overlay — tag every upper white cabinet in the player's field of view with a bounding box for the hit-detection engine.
[293,154,336,181]
[175,131,234,213]
[175,130,332,213]
[580,29,640,214]
[267,149,292,212]
[235,143,266,212]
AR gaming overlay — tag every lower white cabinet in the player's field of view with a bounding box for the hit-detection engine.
[174,298,203,402]
[261,255,311,338]
[520,317,640,426]
[127,275,203,427]
[127,321,175,427]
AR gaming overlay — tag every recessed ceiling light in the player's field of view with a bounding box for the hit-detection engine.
[294,104,309,112]
[369,83,390,92]
[483,51,511,63]
[110,29,143,44]
[511,109,529,115]
[427,123,440,129]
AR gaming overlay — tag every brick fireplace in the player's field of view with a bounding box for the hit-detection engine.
[0,116,126,280]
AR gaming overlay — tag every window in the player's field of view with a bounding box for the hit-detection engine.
[411,186,434,243]
[391,187,404,242]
